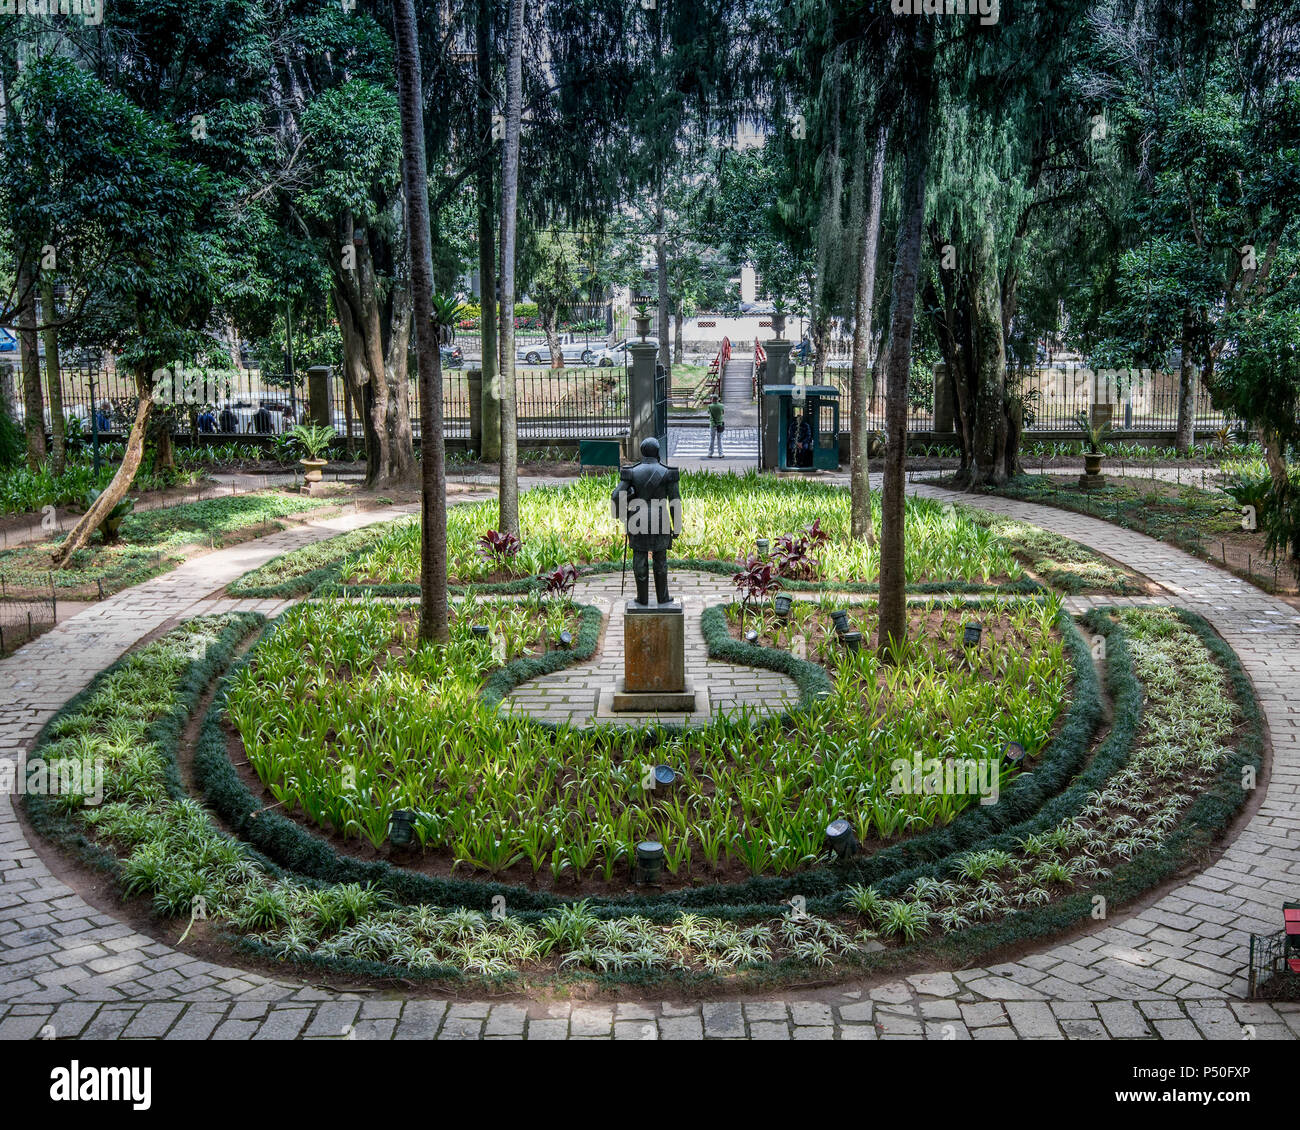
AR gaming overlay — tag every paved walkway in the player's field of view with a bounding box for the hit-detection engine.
[0,472,300,551]
[502,571,799,726]
[2,480,1299,1040]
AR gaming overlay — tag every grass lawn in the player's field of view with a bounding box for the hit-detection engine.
[989,470,1298,595]
[0,490,331,598]
[230,472,1141,597]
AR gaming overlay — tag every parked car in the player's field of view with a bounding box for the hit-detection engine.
[591,340,631,367]
[0,328,16,353]
[516,341,597,366]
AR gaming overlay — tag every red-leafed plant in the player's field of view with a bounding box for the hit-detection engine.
[732,552,781,612]
[772,519,830,580]
[478,529,522,565]
[542,562,579,599]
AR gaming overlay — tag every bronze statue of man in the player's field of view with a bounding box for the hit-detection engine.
[611,437,682,605]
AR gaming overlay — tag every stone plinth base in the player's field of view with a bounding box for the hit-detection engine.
[1077,473,1106,490]
[623,602,686,694]
[596,681,708,722]
[611,678,698,712]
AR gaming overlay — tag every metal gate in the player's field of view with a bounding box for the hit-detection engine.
[654,361,668,455]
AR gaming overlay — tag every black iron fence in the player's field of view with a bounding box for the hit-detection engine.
[11,362,629,444]
[1249,931,1300,1000]
[812,361,1231,434]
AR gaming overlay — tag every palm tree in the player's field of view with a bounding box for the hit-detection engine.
[391,0,449,643]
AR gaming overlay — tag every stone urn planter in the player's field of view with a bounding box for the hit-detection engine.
[300,457,327,484]
[1078,450,1105,488]
[770,313,786,339]
[634,314,652,340]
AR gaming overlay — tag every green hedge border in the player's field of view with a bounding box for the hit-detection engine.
[191,597,1095,921]
[892,605,1265,969]
[23,602,1264,991]
[20,613,282,890]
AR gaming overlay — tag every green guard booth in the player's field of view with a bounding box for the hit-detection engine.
[761,385,840,471]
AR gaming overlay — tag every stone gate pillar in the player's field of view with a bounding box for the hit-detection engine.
[306,366,332,428]
[467,369,482,455]
[761,339,794,471]
[627,341,659,460]
[933,362,955,433]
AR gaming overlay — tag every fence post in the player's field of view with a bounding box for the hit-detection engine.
[933,362,955,432]
[467,369,483,456]
[760,339,794,471]
[306,366,332,428]
[627,341,659,458]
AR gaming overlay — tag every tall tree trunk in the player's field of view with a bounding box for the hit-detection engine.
[544,308,564,368]
[332,219,416,489]
[969,220,1008,486]
[393,0,449,644]
[152,413,175,474]
[878,26,933,657]
[54,374,152,564]
[656,181,670,376]
[497,0,524,539]
[476,0,500,462]
[18,262,44,469]
[1175,301,1196,454]
[674,299,683,365]
[850,123,887,543]
[40,278,65,475]
[1262,428,1289,489]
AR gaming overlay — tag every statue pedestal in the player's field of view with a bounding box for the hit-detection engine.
[612,602,696,711]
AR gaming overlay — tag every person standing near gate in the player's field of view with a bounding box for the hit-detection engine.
[707,392,725,458]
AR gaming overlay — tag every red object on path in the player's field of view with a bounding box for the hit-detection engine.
[1285,902,1300,972]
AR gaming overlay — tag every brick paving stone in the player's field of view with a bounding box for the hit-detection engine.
[0,1013,50,1040]
[789,1002,833,1026]
[305,1002,360,1039]
[659,1016,705,1040]
[166,1006,226,1040]
[961,1002,1009,1028]
[484,1006,527,1037]
[1153,1019,1204,1040]
[570,1007,614,1037]
[1097,1001,1154,1038]
[1007,1002,1062,1039]
[253,1010,312,1040]
[525,1018,569,1040]
[122,1002,183,1038]
[1060,1019,1109,1039]
[837,1002,875,1023]
[613,1019,659,1039]
[701,1002,745,1038]
[214,1018,266,1040]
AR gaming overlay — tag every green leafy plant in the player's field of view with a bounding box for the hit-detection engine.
[289,423,337,462]
[1075,411,1110,454]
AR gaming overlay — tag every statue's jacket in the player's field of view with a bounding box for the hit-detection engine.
[611,461,681,551]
